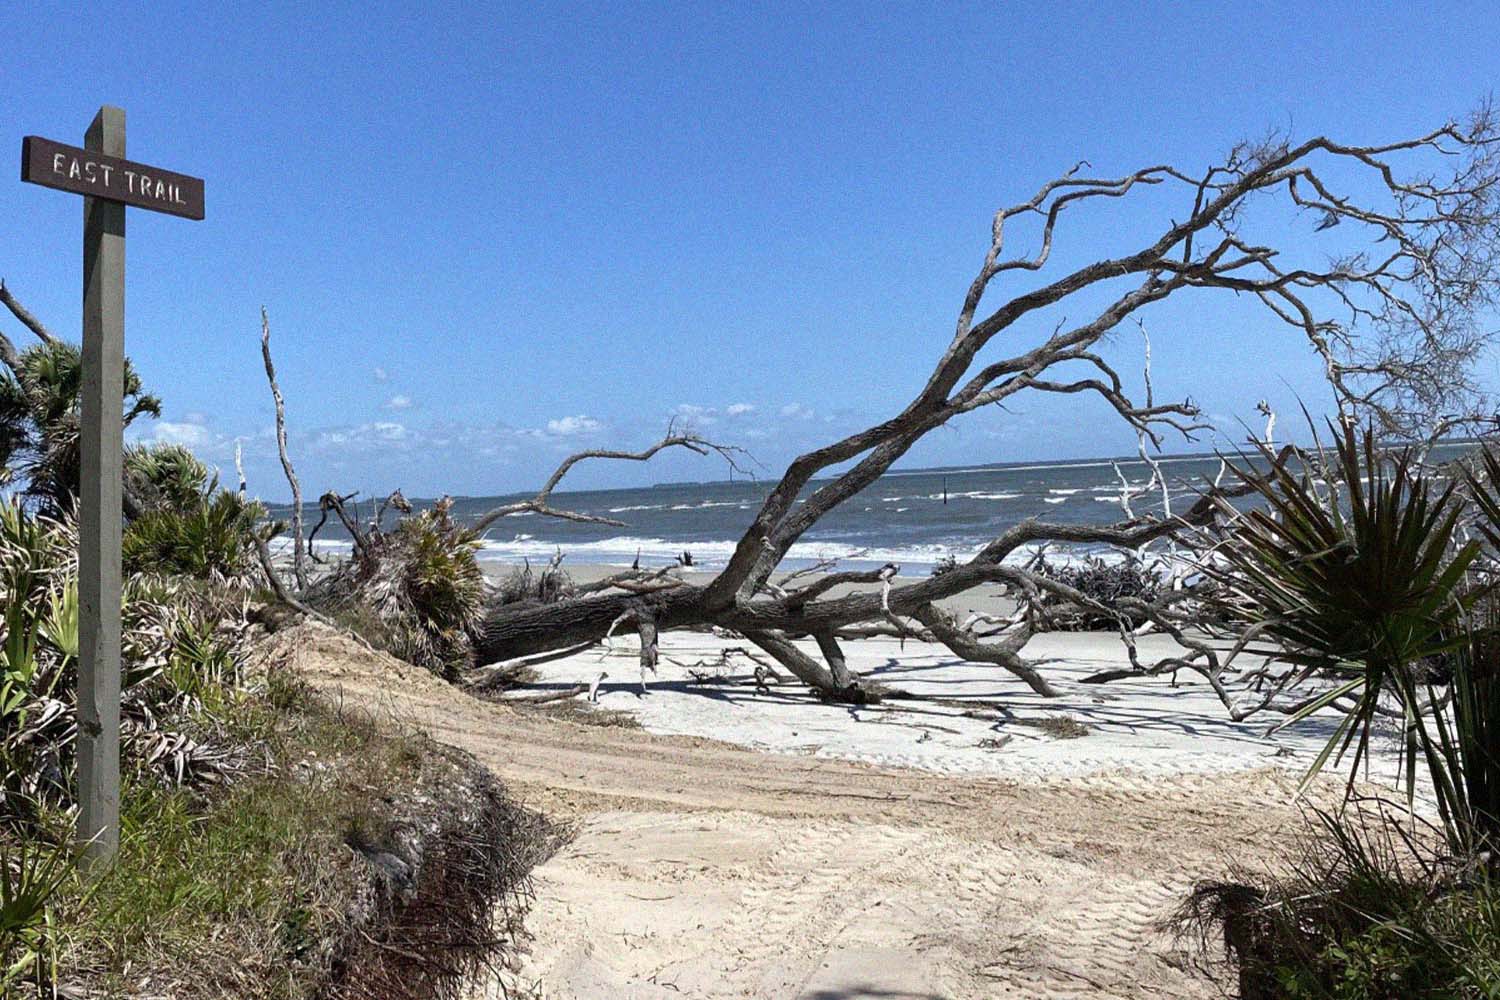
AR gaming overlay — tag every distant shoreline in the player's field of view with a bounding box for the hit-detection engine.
[262,438,1483,509]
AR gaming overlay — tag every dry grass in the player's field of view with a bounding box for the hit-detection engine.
[1022,714,1090,739]
[51,670,562,1000]
[517,699,643,729]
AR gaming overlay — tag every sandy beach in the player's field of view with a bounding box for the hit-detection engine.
[279,561,1406,1000]
[488,562,1403,781]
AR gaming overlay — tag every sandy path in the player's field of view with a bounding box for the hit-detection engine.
[269,624,1305,999]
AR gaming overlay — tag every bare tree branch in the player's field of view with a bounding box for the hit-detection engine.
[0,280,58,345]
[260,307,307,589]
[474,110,1500,707]
[470,420,750,534]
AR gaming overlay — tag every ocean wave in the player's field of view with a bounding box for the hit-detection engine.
[880,491,1022,503]
[947,491,1022,501]
[465,534,1135,573]
[667,500,745,510]
[881,454,1221,478]
[279,532,1148,575]
[469,534,964,570]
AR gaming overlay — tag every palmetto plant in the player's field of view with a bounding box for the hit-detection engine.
[0,500,249,816]
[124,442,211,513]
[122,490,266,584]
[1452,447,1500,852]
[1214,423,1489,852]
[0,831,76,993]
[308,501,486,678]
[0,341,159,515]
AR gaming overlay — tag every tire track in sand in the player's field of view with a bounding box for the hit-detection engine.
[270,624,1315,1000]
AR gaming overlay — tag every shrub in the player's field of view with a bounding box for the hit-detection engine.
[123,489,266,584]
[494,557,573,607]
[124,443,212,513]
[0,501,252,824]
[1213,423,1491,852]
[1174,806,1500,1000]
[121,444,267,586]
[307,501,485,679]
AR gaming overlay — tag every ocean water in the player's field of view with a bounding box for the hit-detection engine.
[282,444,1477,573]
[282,453,1241,572]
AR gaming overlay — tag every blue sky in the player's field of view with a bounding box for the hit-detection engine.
[0,3,1495,500]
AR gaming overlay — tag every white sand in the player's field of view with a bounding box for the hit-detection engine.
[507,628,1407,787]
[274,622,1409,999]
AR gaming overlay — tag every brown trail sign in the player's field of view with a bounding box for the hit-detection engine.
[21,106,204,868]
[22,135,204,220]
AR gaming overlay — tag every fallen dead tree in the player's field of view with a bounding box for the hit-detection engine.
[464,112,1500,708]
[260,110,1500,714]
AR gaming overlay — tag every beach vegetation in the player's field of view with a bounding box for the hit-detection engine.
[1213,422,1498,854]
[304,497,486,680]
[0,340,159,517]
[494,556,574,607]
[1182,425,1500,995]
[122,444,267,585]
[0,481,553,997]
[1175,805,1500,1000]
[39,669,556,1000]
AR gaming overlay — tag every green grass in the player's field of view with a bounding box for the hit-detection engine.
[40,673,429,999]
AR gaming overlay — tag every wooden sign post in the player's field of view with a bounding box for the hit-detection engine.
[21,106,204,867]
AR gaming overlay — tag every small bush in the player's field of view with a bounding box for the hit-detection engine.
[306,501,485,679]
[0,500,255,827]
[121,444,266,586]
[123,490,265,584]
[494,558,574,607]
[1174,806,1500,1000]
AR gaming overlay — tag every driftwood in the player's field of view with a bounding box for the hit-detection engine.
[468,114,1500,712]
[506,684,588,705]
[233,113,1500,720]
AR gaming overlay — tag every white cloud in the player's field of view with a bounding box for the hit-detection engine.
[545,414,603,436]
[779,402,815,420]
[673,403,718,426]
[311,421,412,452]
[726,402,755,416]
[142,420,215,448]
[370,421,408,440]
[373,366,389,383]
[383,394,413,411]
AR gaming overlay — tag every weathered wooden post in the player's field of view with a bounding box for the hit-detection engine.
[77,107,126,867]
[21,106,204,867]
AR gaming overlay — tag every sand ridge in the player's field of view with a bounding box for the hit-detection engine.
[267,622,1322,999]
